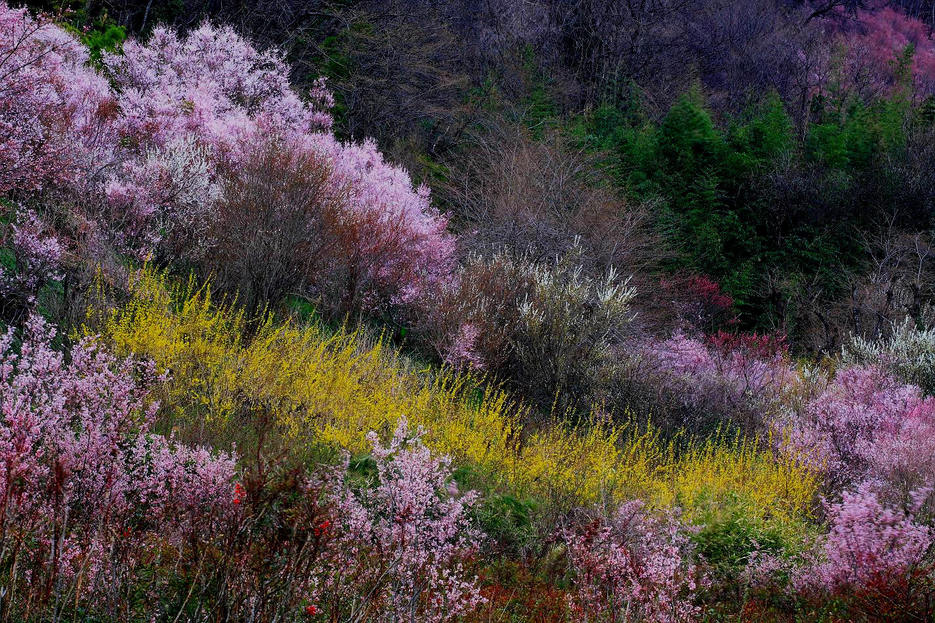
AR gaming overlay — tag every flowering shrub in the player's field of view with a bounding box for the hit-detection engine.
[91,267,818,521]
[204,132,456,316]
[641,331,793,434]
[778,364,935,491]
[749,482,935,620]
[0,3,117,194]
[0,315,237,618]
[833,7,935,98]
[797,483,933,596]
[103,20,455,306]
[866,402,935,507]
[0,208,63,320]
[844,317,935,395]
[565,501,704,623]
[429,243,635,413]
[314,419,485,622]
[105,136,219,259]
[321,137,456,310]
[0,315,486,621]
[0,6,455,314]
[99,22,331,257]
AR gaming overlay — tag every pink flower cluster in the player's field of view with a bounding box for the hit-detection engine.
[795,482,933,596]
[0,3,117,194]
[0,315,236,602]
[820,6,935,99]
[443,322,484,369]
[850,7,935,95]
[745,482,933,616]
[102,19,455,300]
[316,418,485,621]
[564,501,704,623]
[643,331,791,427]
[104,23,333,154]
[780,365,935,495]
[0,209,63,307]
[0,3,455,306]
[324,138,456,306]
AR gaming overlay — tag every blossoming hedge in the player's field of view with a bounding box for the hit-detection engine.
[88,267,818,523]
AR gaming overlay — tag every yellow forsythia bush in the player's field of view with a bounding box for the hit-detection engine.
[87,268,817,521]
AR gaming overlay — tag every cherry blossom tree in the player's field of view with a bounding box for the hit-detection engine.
[0,315,237,615]
[565,501,704,623]
[313,418,485,622]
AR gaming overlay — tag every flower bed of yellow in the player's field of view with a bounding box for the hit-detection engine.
[87,268,817,522]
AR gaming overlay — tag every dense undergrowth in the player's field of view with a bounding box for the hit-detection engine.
[87,266,817,523]
[5,1,935,621]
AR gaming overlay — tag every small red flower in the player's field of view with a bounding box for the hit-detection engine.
[314,519,332,537]
[233,482,246,505]
[305,605,318,616]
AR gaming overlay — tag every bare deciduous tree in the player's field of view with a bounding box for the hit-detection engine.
[443,120,659,277]
[208,138,343,315]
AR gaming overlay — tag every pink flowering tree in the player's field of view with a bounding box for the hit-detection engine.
[0,3,118,195]
[1,7,456,314]
[321,137,456,310]
[103,24,333,154]
[0,315,237,618]
[778,364,935,494]
[836,7,935,98]
[102,21,456,307]
[99,22,331,256]
[0,208,63,320]
[749,482,935,619]
[313,418,485,622]
[564,501,704,623]
[642,331,792,433]
[866,400,935,505]
[797,483,933,596]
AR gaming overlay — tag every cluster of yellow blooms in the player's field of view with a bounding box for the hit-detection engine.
[87,267,817,523]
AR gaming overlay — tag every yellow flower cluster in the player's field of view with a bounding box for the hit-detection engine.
[88,268,817,522]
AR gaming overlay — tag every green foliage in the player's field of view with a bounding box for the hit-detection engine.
[693,496,806,593]
[0,246,14,274]
[347,453,379,485]
[657,92,728,180]
[519,46,560,137]
[473,493,540,555]
[807,96,911,170]
[728,95,794,165]
[82,23,126,63]
[571,87,924,336]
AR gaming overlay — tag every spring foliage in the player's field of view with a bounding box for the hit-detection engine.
[316,418,485,622]
[0,315,237,617]
[565,502,704,623]
[8,1,935,618]
[0,3,454,316]
[89,267,817,522]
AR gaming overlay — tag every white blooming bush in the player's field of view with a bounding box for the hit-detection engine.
[844,317,935,396]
